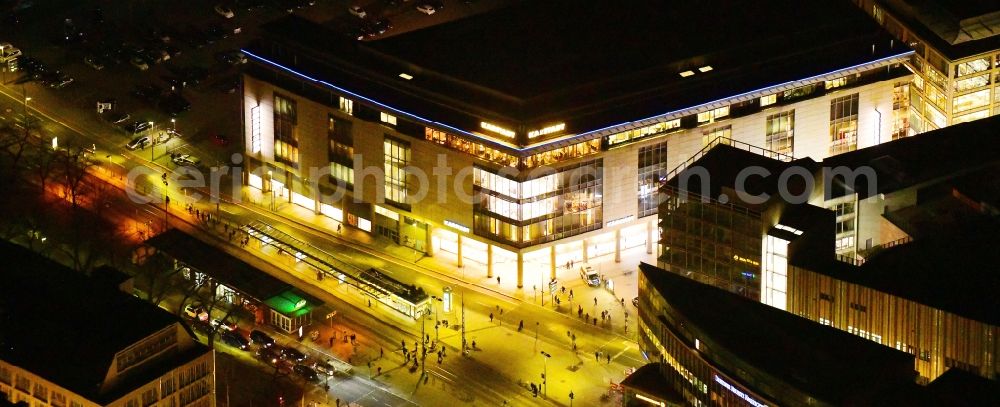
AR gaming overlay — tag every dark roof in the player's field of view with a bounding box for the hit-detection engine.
[849,222,1000,325]
[823,114,1000,200]
[923,368,1000,406]
[878,0,1000,59]
[0,241,188,403]
[639,262,918,404]
[90,265,133,289]
[145,229,322,307]
[253,0,906,134]
[619,363,686,405]
[664,144,817,205]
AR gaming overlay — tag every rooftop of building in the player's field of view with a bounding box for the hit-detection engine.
[145,229,323,312]
[823,115,1000,200]
[639,262,919,404]
[619,363,686,405]
[798,221,1000,326]
[0,240,207,404]
[251,0,907,138]
[879,0,1000,59]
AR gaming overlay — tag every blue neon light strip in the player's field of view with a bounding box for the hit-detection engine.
[242,48,914,152]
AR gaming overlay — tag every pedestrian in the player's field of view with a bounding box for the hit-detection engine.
[585,312,589,321]
[595,351,599,361]
[472,340,476,349]
[607,354,611,364]
[578,307,583,318]
[368,299,371,307]
[337,224,342,233]
[336,399,340,407]
[402,339,406,349]
[496,276,500,285]
[489,312,494,322]
[594,297,598,306]
[518,320,524,331]
[621,297,626,306]
[593,317,598,326]
[380,347,384,358]
[329,337,334,347]
[367,361,371,369]
[500,308,504,317]
[377,366,382,375]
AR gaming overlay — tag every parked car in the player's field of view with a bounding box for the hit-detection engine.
[372,18,393,36]
[293,364,319,382]
[220,331,250,350]
[171,153,200,166]
[108,112,131,124]
[249,329,275,347]
[83,55,105,70]
[132,84,162,103]
[159,93,191,116]
[348,5,366,18]
[416,4,437,15]
[130,56,149,71]
[183,303,206,319]
[217,50,247,65]
[126,135,150,150]
[212,134,230,146]
[281,346,307,363]
[210,318,238,332]
[214,4,235,18]
[123,121,152,134]
[257,345,282,364]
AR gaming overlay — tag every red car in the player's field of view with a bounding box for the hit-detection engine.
[212,134,230,146]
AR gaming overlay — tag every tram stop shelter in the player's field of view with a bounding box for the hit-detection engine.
[143,228,323,334]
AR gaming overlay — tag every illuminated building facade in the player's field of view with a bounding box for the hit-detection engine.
[242,0,914,286]
[632,263,927,407]
[0,242,215,407]
[656,116,1000,383]
[853,0,1000,130]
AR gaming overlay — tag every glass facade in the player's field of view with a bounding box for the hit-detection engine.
[765,110,794,156]
[891,82,911,140]
[383,136,411,209]
[522,139,601,169]
[273,93,298,167]
[473,160,603,246]
[605,119,680,147]
[425,127,519,168]
[829,94,859,155]
[638,141,669,218]
[658,189,763,299]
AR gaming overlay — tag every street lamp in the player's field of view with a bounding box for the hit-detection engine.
[430,295,442,342]
[22,93,31,132]
[539,351,551,398]
[267,170,274,211]
[161,172,169,229]
[148,121,155,161]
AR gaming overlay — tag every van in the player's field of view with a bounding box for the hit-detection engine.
[579,264,600,287]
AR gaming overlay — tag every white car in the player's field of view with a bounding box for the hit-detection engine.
[210,318,238,332]
[214,4,235,19]
[348,6,366,18]
[129,56,149,71]
[416,4,436,15]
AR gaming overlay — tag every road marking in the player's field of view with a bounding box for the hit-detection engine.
[613,344,632,360]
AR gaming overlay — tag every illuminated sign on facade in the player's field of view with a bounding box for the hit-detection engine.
[714,376,768,407]
[606,215,635,227]
[480,121,516,138]
[527,123,566,138]
[733,254,760,266]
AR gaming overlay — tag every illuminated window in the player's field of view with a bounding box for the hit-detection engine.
[606,119,680,146]
[760,94,777,107]
[330,162,354,188]
[954,58,990,77]
[425,127,518,167]
[765,110,794,156]
[953,74,989,92]
[273,93,298,167]
[824,76,848,90]
[638,141,668,217]
[339,96,353,115]
[953,89,990,113]
[701,125,731,146]
[380,112,397,126]
[829,94,858,155]
[383,136,410,207]
[697,106,729,124]
[835,219,855,234]
[328,115,353,160]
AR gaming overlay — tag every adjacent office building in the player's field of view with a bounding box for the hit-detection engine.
[655,115,1000,383]
[0,241,216,407]
[241,0,913,287]
[629,262,1000,407]
[853,0,1000,129]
